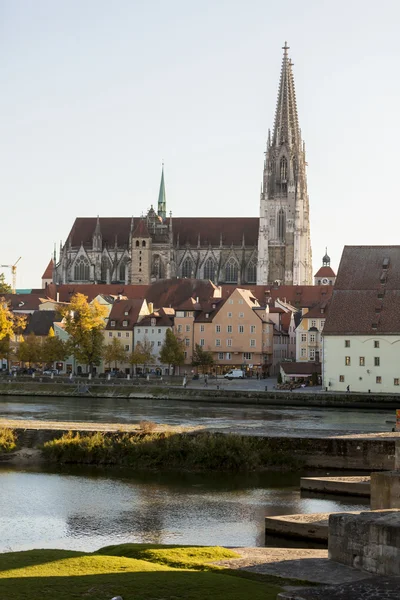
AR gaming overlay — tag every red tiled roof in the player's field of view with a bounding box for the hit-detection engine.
[314,266,336,278]
[303,301,330,319]
[106,298,147,330]
[221,285,334,309]
[47,284,150,303]
[42,259,54,280]
[132,219,150,238]
[3,294,45,312]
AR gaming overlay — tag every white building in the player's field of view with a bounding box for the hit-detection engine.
[133,308,174,374]
[323,246,400,393]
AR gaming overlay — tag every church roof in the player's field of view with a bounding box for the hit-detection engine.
[42,259,54,280]
[132,219,151,238]
[314,266,336,278]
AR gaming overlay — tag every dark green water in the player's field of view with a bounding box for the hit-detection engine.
[0,464,368,553]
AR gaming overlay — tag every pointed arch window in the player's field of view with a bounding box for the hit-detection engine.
[277,209,285,242]
[203,257,216,282]
[280,156,287,180]
[182,257,194,278]
[152,255,163,279]
[74,256,90,281]
[225,259,238,283]
[247,261,257,283]
[101,257,110,281]
[119,259,128,282]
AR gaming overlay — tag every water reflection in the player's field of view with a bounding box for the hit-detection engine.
[0,465,369,552]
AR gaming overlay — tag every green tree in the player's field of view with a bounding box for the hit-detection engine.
[103,337,126,370]
[159,329,185,375]
[41,328,69,368]
[128,338,155,375]
[60,293,107,374]
[0,274,12,295]
[192,343,214,373]
[17,333,42,367]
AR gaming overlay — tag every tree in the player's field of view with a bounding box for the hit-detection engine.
[103,337,126,370]
[128,337,155,375]
[159,329,185,375]
[0,299,26,369]
[0,274,12,295]
[60,293,107,374]
[17,333,42,367]
[41,328,69,368]
[192,344,214,373]
[0,337,14,368]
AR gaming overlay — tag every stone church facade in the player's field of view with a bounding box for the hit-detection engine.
[53,44,312,287]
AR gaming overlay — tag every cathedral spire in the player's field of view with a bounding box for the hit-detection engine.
[157,163,167,221]
[272,42,300,149]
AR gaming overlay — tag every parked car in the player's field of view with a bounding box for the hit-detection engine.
[43,369,58,375]
[224,369,245,380]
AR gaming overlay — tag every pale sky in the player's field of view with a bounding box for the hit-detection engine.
[1,0,399,289]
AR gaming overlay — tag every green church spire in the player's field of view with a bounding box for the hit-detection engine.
[157,163,167,221]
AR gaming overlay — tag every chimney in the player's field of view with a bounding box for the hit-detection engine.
[148,302,154,313]
[56,292,59,303]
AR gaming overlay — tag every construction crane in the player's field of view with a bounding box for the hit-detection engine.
[0,257,21,293]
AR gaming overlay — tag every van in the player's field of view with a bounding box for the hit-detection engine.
[224,369,245,380]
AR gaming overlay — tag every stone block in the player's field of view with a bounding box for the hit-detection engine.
[328,511,400,576]
[370,471,400,509]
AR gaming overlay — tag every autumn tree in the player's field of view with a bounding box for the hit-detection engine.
[60,293,107,374]
[17,333,42,367]
[159,329,185,375]
[103,337,126,370]
[41,328,69,368]
[0,274,12,295]
[129,337,155,375]
[192,344,214,373]
[0,299,26,369]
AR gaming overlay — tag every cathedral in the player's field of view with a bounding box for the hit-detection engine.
[53,43,312,287]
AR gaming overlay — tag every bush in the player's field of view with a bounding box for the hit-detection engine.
[0,428,17,452]
[139,420,157,433]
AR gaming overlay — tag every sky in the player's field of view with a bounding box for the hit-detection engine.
[1,0,399,289]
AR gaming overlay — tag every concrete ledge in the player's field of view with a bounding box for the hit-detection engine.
[278,577,400,599]
[265,513,330,542]
[301,476,370,497]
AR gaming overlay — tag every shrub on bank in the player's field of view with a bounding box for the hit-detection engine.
[0,428,17,452]
[42,431,302,471]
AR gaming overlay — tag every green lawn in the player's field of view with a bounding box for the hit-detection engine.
[0,544,282,600]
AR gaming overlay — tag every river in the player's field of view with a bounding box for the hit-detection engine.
[0,464,369,553]
[0,394,395,437]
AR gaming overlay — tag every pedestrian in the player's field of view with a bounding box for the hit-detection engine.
[346,385,350,392]
[183,375,187,388]
[204,373,208,387]
[256,372,259,380]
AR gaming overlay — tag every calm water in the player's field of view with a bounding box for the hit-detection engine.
[0,465,369,553]
[0,394,395,437]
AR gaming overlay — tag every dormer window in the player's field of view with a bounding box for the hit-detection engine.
[124,311,129,316]
[151,318,156,327]
[123,320,128,327]
[205,313,209,318]
[110,320,115,327]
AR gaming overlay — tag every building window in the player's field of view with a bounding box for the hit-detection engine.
[301,333,307,342]
[123,320,128,327]
[227,339,232,346]
[311,320,316,327]
[309,333,315,343]
[200,325,205,332]
[216,339,221,347]
[225,259,238,283]
[108,332,112,337]
[203,257,216,282]
[277,208,285,241]
[345,356,351,366]
[101,257,110,281]
[243,352,252,360]
[345,340,350,347]
[309,349,315,360]
[359,357,365,366]
[301,348,306,357]
[228,299,234,304]
[374,357,380,366]
[185,325,190,332]
[218,352,224,360]
[320,320,325,329]
[126,332,129,338]
[158,341,161,346]
[227,312,232,318]
[145,329,148,334]
[200,339,205,346]
[239,312,244,318]
[177,325,182,333]
[125,345,129,351]
[110,321,115,327]
[182,257,194,278]
[117,332,121,338]
[247,262,257,283]
[376,376,382,384]
[250,325,256,333]
[374,341,380,348]
[339,375,345,382]
[185,338,190,347]
[184,351,187,359]
[250,339,256,347]
[239,325,244,333]
[74,256,90,281]
[119,261,127,282]
[158,329,161,334]
[226,352,231,360]
[394,378,399,386]
[227,325,232,333]
[137,328,141,333]
[216,325,221,333]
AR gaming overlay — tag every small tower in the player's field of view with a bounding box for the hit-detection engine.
[314,248,336,286]
[92,216,102,252]
[131,219,152,284]
[157,164,167,221]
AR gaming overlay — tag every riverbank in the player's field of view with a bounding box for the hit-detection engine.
[1,380,400,408]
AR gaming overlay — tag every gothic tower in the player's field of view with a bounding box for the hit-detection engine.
[257,43,312,285]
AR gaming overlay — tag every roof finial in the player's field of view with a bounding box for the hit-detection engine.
[282,41,290,56]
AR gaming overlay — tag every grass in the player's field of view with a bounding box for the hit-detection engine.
[42,430,303,471]
[0,544,283,600]
[0,428,17,452]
